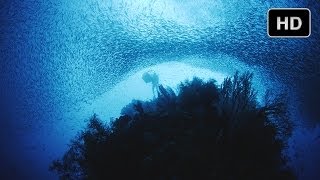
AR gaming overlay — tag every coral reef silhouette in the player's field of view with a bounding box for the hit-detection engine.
[50,72,295,180]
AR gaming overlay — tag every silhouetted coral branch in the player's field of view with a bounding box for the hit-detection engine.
[50,72,295,180]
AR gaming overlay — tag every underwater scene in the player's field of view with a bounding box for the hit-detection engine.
[0,0,319,179]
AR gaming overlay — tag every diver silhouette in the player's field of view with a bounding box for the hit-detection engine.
[142,71,159,98]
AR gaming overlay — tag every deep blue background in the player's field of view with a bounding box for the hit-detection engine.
[1,0,319,179]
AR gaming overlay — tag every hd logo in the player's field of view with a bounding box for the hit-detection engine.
[268,8,311,38]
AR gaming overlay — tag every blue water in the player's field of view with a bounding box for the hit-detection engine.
[1,0,319,179]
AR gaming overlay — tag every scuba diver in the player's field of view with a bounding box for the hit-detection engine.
[142,70,159,98]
